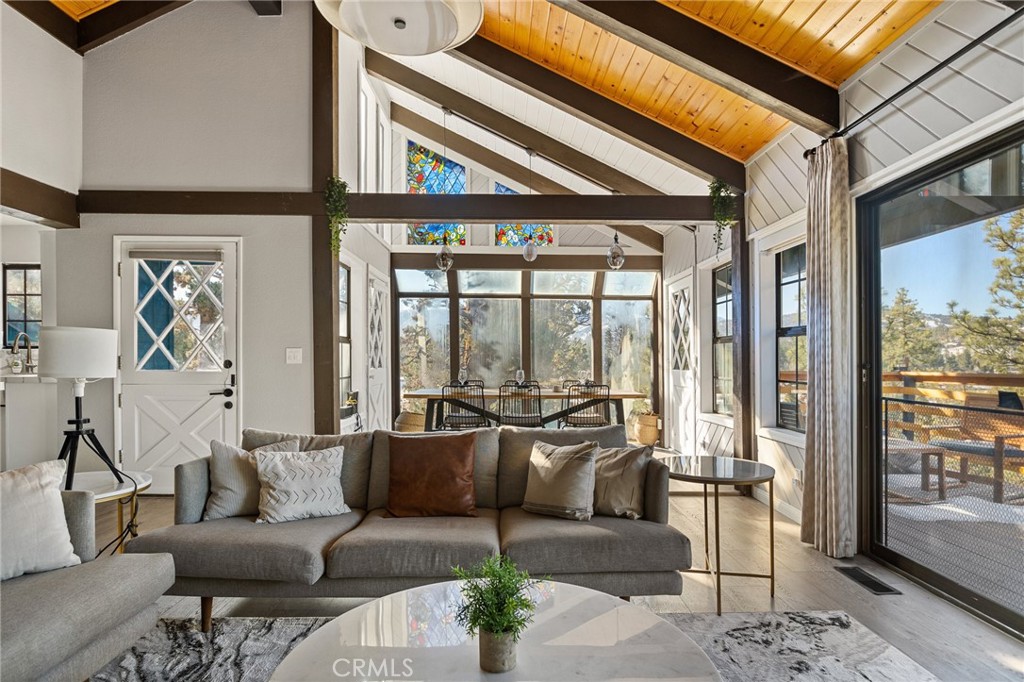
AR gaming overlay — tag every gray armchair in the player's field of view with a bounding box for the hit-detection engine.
[0,491,175,681]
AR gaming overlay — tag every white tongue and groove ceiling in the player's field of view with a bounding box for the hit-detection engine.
[376,50,709,199]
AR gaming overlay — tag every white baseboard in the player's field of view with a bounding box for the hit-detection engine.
[753,486,802,523]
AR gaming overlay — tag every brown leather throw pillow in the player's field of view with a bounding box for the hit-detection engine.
[386,432,478,517]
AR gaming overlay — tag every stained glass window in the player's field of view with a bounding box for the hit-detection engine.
[406,141,467,246]
[494,183,554,247]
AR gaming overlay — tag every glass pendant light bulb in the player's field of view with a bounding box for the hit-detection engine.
[606,233,626,270]
[436,235,454,272]
[522,235,538,262]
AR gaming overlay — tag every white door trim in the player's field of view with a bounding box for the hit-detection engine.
[112,235,243,463]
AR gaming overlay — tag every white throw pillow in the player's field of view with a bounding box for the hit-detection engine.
[254,448,350,524]
[1,460,81,581]
[204,439,302,520]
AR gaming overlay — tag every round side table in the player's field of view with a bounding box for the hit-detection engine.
[655,454,776,615]
[70,471,153,553]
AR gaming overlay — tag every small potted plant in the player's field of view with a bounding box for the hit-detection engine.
[452,555,537,673]
[632,400,660,446]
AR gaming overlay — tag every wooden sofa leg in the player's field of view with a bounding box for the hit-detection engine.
[201,597,213,633]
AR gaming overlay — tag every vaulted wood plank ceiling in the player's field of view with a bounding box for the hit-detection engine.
[661,0,943,86]
[479,0,940,162]
[51,0,120,21]
[480,0,788,162]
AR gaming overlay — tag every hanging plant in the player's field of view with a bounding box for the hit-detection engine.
[709,178,736,252]
[325,176,350,257]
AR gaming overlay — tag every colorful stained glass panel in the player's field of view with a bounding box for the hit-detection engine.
[494,183,554,247]
[406,141,467,246]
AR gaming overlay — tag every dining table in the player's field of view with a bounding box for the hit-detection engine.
[402,386,648,431]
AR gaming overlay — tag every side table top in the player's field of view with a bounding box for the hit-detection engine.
[69,470,153,502]
[656,454,776,485]
[272,580,720,681]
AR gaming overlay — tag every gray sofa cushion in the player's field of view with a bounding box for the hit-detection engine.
[241,429,374,510]
[126,512,364,585]
[0,553,173,682]
[497,425,628,508]
[327,508,500,579]
[499,506,691,574]
[366,428,499,510]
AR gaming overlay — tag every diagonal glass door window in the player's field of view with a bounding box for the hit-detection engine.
[135,258,226,372]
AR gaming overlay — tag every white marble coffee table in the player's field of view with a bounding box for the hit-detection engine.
[272,581,720,681]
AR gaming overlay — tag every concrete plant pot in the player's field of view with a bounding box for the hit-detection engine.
[479,630,516,673]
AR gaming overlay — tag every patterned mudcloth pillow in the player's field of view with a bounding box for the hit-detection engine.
[593,445,652,520]
[204,439,302,520]
[254,448,350,524]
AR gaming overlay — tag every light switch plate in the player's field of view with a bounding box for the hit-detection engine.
[286,348,303,364]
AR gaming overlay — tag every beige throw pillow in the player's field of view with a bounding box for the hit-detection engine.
[204,439,302,520]
[1,460,80,581]
[594,445,652,520]
[522,441,598,521]
[255,448,350,524]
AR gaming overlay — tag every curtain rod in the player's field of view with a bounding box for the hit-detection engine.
[805,7,1024,159]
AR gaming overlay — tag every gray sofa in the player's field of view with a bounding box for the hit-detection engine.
[0,491,175,682]
[126,425,692,631]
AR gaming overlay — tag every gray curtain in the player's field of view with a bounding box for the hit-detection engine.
[801,137,855,558]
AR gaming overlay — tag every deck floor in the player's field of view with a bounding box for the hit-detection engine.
[96,484,1024,682]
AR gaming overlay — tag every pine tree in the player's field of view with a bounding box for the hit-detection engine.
[949,209,1024,372]
[882,288,943,371]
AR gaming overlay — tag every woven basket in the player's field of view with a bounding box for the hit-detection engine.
[635,414,660,446]
[394,411,426,432]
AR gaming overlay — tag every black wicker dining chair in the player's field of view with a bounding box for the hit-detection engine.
[440,381,490,430]
[562,382,611,428]
[498,382,543,427]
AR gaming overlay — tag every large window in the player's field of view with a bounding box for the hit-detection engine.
[394,268,658,429]
[4,264,41,347]
[339,265,353,413]
[406,141,467,245]
[712,265,733,415]
[861,128,1024,627]
[776,243,807,431]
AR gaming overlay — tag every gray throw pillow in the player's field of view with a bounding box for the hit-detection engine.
[1,460,80,580]
[255,448,350,524]
[594,445,652,520]
[522,441,598,521]
[204,439,301,520]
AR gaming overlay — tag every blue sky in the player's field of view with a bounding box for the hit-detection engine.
[880,219,1005,315]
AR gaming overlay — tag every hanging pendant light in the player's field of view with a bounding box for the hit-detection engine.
[606,232,625,270]
[522,235,538,262]
[436,234,454,272]
[315,0,484,56]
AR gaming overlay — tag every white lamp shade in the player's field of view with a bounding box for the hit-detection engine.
[37,327,118,379]
[316,0,483,56]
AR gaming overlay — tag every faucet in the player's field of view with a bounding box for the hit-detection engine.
[11,332,35,374]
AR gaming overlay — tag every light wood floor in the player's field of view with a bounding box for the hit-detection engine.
[96,485,1024,682]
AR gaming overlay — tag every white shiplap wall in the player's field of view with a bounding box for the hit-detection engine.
[739,0,1024,519]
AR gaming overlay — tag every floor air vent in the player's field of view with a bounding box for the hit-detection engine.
[835,567,902,595]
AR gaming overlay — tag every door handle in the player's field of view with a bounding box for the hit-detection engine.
[224,401,233,410]
[209,388,234,397]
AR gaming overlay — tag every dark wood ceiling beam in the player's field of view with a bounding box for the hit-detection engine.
[248,1,282,17]
[392,252,663,272]
[4,0,191,53]
[78,190,712,225]
[392,104,664,252]
[451,36,746,190]
[365,49,661,196]
[1,168,79,229]
[77,1,191,53]
[550,0,839,136]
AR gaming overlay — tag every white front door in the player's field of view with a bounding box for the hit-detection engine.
[117,240,239,493]
[366,269,391,431]
[666,275,695,455]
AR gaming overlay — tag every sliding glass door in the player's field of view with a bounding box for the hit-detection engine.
[859,125,1024,627]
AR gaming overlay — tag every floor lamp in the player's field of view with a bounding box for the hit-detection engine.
[38,326,122,490]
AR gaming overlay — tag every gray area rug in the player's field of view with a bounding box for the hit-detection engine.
[92,611,936,682]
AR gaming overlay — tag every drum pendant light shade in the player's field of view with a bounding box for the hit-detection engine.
[315,0,484,56]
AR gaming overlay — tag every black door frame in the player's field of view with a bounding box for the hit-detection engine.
[856,121,1024,633]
